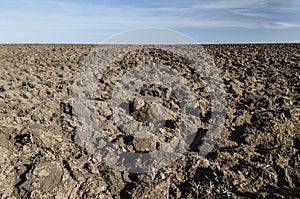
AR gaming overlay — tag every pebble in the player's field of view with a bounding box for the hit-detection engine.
[134,97,145,110]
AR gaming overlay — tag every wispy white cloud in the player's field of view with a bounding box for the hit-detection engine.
[264,22,300,29]
[229,9,274,19]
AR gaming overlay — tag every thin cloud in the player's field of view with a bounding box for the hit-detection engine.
[264,22,300,29]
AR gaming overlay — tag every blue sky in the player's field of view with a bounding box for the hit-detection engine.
[0,0,299,43]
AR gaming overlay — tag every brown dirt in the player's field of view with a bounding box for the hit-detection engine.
[0,44,299,198]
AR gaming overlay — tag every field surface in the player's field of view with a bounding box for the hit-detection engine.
[0,44,299,198]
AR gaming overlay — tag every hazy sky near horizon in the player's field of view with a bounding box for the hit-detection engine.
[0,0,299,43]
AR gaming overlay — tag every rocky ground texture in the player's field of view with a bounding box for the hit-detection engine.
[0,44,299,198]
